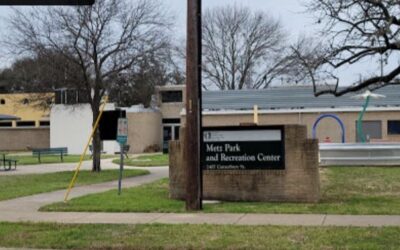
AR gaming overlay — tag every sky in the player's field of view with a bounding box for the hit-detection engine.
[168,0,316,40]
[0,0,382,85]
[0,0,317,63]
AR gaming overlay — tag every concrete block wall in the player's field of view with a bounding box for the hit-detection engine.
[169,125,320,203]
[0,128,50,151]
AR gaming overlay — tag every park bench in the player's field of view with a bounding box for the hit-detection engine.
[1,154,17,171]
[32,147,68,163]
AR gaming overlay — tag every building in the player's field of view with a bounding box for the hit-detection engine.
[156,84,400,146]
[0,93,53,151]
[3,84,400,153]
[155,85,185,152]
[0,93,53,128]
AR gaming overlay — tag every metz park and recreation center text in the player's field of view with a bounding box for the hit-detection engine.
[203,141,284,170]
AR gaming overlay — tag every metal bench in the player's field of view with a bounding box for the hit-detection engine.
[1,154,17,171]
[32,147,68,163]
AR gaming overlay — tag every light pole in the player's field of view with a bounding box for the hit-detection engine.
[352,90,385,143]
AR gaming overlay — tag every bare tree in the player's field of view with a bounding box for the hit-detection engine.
[4,0,171,171]
[0,50,84,93]
[108,50,185,107]
[202,5,289,90]
[294,0,400,96]
[110,46,184,108]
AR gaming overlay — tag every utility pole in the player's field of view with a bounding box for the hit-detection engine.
[185,0,202,210]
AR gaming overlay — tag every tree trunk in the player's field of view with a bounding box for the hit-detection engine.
[92,107,102,172]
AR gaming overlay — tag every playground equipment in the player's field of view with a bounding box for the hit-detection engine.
[351,90,386,143]
[312,114,346,143]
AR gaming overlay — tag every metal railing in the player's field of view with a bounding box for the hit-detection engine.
[319,143,400,166]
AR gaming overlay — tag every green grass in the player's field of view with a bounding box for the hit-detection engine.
[0,169,149,201]
[43,167,400,215]
[5,154,116,165]
[113,153,169,167]
[0,222,399,249]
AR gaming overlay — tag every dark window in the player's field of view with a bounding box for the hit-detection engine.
[55,89,89,104]
[16,121,36,127]
[0,99,5,105]
[355,120,382,142]
[66,90,78,104]
[161,91,183,103]
[39,121,50,127]
[162,118,181,124]
[174,126,180,140]
[99,110,126,140]
[0,122,12,127]
[388,120,400,135]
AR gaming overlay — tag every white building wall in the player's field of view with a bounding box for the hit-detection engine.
[50,104,118,155]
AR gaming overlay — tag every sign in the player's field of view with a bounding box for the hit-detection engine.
[202,126,285,170]
[116,118,128,145]
[0,0,94,5]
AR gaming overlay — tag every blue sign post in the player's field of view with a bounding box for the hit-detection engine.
[117,118,128,195]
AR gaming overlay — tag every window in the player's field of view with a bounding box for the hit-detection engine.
[355,120,382,142]
[161,91,183,103]
[39,121,50,127]
[55,89,89,104]
[0,99,5,105]
[16,121,36,127]
[174,126,180,140]
[388,120,400,135]
[0,122,12,127]
[162,118,181,124]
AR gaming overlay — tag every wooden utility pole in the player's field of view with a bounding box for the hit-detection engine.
[185,0,202,210]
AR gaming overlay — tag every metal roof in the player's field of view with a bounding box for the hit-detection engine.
[0,114,20,121]
[202,85,400,111]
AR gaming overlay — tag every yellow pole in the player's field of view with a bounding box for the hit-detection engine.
[253,105,259,125]
[63,96,109,202]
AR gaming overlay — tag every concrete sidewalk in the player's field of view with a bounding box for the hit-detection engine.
[0,158,121,175]
[1,211,400,227]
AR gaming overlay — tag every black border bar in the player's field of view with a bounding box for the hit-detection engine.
[0,0,94,5]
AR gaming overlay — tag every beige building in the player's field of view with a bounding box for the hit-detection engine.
[152,85,400,150]
[3,84,400,153]
[155,85,186,152]
[0,93,53,128]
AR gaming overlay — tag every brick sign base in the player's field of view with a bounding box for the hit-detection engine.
[169,125,320,203]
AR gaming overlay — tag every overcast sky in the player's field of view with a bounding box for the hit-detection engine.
[0,0,380,85]
[168,0,316,40]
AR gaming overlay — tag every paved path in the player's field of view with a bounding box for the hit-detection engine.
[1,160,400,227]
[0,158,122,175]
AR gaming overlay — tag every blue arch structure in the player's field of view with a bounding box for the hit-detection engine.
[312,114,346,143]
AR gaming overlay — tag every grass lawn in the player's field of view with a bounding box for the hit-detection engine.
[43,166,400,215]
[113,153,168,167]
[5,154,116,165]
[0,169,149,201]
[0,222,399,249]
